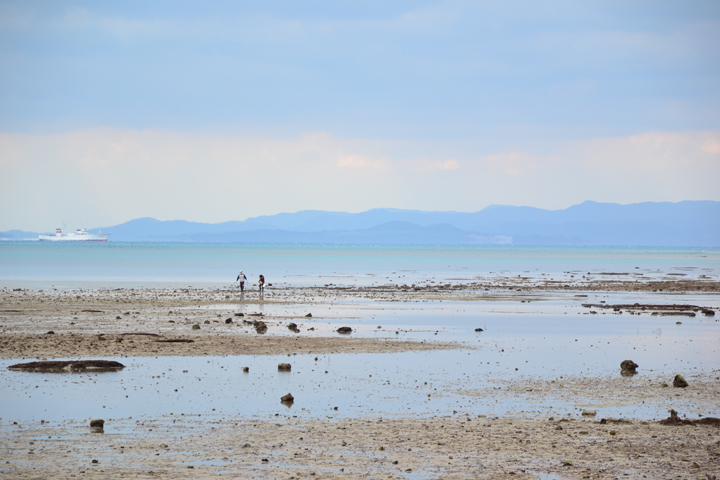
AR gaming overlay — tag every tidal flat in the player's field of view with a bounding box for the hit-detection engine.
[0,275,718,479]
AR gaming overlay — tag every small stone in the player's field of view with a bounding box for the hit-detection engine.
[242,366,249,373]
[609,430,617,435]
[582,410,597,416]
[562,460,572,466]
[225,318,232,324]
[192,324,200,330]
[278,363,291,371]
[474,328,484,332]
[91,459,98,464]
[305,313,312,317]
[336,327,352,334]
[46,331,55,335]
[281,393,294,403]
[203,320,210,324]
[673,374,689,388]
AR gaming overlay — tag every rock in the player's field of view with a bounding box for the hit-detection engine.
[192,324,200,330]
[659,414,720,426]
[92,459,98,464]
[8,360,125,373]
[242,366,249,373]
[287,323,299,333]
[673,374,688,388]
[474,328,484,332]
[225,318,232,324]
[562,461,572,466]
[46,331,55,335]
[203,320,210,324]
[90,419,104,433]
[337,326,352,334]
[581,410,597,416]
[253,321,267,334]
[116,316,121,320]
[278,363,292,371]
[281,393,294,403]
[620,360,638,374]
[234,313,244,317]
[701,308,715,316]
[305,313,312,317]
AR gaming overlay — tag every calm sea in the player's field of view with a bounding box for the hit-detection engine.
[0,242,717,289]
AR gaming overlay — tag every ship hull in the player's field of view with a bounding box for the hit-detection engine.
[38,236,109,241]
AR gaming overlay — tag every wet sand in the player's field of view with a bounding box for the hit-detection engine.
[1,413,718,479]
[1,280,718,479]
[1,276,717,360]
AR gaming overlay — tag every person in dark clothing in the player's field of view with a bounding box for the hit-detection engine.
[258,274,265,292]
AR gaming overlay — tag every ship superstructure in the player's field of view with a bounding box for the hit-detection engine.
[39,228,110,242]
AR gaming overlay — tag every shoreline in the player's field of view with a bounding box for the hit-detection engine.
[1,282,718,478]
[1,282,717,359]
[1,413,718,479]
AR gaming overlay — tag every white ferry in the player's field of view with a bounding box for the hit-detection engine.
[39,228,110,242]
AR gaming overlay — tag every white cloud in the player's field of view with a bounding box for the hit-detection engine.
[0,128,718,231]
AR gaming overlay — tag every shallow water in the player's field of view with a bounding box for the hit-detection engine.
[1,242,717,289]
[2,297,718,424]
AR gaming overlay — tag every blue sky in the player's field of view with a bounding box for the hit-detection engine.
[1,1,719,230]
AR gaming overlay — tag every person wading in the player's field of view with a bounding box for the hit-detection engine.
[258,274,265,292]
[236,270,248,291]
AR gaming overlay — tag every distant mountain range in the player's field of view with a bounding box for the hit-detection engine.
[3,201,719,246]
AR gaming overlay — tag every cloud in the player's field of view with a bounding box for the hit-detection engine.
[482,152,553,177]
[1,128,719,231]
[702,139,720,155]
[435,159,459,170]
[337,155,384,170]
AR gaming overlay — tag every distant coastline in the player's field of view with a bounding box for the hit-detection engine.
[2,200,719,247]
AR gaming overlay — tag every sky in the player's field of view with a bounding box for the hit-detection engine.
[1,0,719,231]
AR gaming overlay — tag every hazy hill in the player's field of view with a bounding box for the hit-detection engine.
[3,201,718,246]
